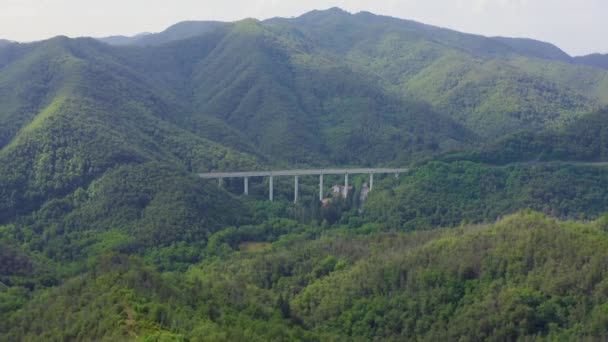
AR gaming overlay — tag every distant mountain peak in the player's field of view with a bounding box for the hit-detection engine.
[163,20,226,31]
[297,7,352,19]
[354,10,376,16]
[98,20,227,46]
[49,35,70,41]
[325,7,350,13]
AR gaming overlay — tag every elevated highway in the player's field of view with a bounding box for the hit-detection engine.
[198,168,408,203]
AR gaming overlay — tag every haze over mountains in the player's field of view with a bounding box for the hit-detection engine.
[3,8,608,340]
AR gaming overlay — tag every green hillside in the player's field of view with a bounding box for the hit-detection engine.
[444,107,608,165]
[0,37,258,259]
[365,161,608,230]
[186,20,473,163]
[0,15,477,285]
[4,212,608,340]
[2,7,608,341]
[99,8,608,140]
[100,18,475,164]
[267,9,607,138]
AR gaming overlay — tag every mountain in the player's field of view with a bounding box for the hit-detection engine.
[95,9,608,158]
[3,8,608,340]
[0,36,259,257]
[1,8,607,261]
[0,39,13,47]
[266,9,608,138]
[1,8,608,257]
[90,9,608,139]
[93,19,475,164]
[0,20,473,264]
[575,53,608,70]
[98,21,227,46]
[266,8,572,60]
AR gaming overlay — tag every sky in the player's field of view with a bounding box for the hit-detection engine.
[0,0,605,56]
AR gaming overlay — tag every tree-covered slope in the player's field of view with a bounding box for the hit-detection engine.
[444,107,608,165]
[94,19,475,165]
[11,8,606,156]
[266,9,608,138]
[182,20,473,164]
[5,212,608,340]
[0,18,481,283]
[3,10,608,340]
[0,36,258,258]
[365,161,608,230]
[91,8,608,141]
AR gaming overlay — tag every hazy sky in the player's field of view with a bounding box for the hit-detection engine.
[1,0,605,56]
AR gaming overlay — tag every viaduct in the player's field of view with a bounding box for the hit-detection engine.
[198,168,408,203]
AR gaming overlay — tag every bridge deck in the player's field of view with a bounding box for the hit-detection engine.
[198,168,408,179]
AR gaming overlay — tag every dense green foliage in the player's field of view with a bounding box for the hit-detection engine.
[3,9,608,172]
[3,8,608,341]
[5,212,608,340]
[266,9,608,138]
[443,108,608,165]
[366,161,608,230]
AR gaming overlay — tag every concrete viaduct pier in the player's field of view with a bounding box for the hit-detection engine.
[198,168,408,203]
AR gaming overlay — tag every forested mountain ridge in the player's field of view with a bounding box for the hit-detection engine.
[109,8,605,71]
[0,35,259,257]
[1,19,476,166]
[96,8,608,138]
[265,9,608,137]
[107,8,572,63]
[5,8,604,153]
[0,14,480,269]
[3,7,608,341]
